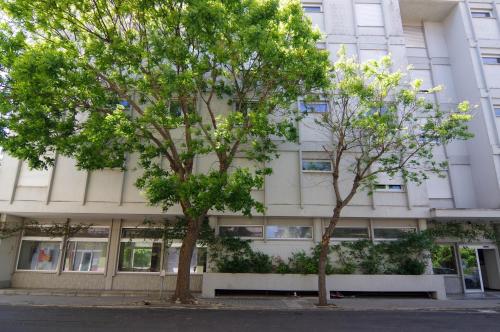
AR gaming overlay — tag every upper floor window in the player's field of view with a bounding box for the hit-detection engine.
[219,225,264,239]
[373,227,416,241]
[330,227,369,241]
[302,5,322,13]
[495,106,500,117]
[482,56,500,65]
[375,184,405,192]
[471,10,493,18]
[302,159,332,172]
[299,101,329,113]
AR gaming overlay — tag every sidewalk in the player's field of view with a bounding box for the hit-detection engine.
[0,289,500,312]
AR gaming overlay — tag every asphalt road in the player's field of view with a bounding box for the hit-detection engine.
[0,305,499,332]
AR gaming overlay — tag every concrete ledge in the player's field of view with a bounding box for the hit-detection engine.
[202,273,447,300]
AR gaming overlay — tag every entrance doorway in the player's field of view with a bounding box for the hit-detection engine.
[459,245,500,293]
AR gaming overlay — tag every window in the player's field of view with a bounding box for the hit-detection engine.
[219,226,264,238]
[374,184,404,192]
[165,247,207,274]
[373,227,416,240]
[330,227,369,240]
[431,245,458,275]
[118,228,162,272]
[482,56,500,65]
[302,160,332,172]
[63,227,109,273]
[471,10,492,18]
[17,240,61,271]
[302,5,322,13]
[494,106,500,117]
[266,225,313,239]
[299,101,328,113]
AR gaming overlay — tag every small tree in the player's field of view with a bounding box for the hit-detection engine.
[313,48,472,306]
[0,0,329,302]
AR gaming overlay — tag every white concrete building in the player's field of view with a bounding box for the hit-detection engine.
[1,0,500,296]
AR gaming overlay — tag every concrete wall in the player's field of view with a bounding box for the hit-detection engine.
[0,236,17,288]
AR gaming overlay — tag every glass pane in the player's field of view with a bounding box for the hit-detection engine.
[494,108,500,117]
[331,227,369,239]
[266,226,313,239]
[64,242,108,272]
[302,160,332,172]
[72,227,109,238]
[118,242,161,272]
[121,228,162,240]
[17,241,61,271]
[219,226,263,238]
[303,5,322,13]
[482,57,500,65]
[166,247,205,274]
[460,246,482,291]
[373,228,415,239]
[431,245,458,274]
[299,102,328,113]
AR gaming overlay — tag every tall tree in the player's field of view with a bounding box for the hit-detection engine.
[0,0,329,302]
[312,48,472,306]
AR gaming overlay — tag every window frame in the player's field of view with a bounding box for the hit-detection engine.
[299,100,329,114]
[481,56,500,65]
[302,4,323,13]
[301,159,333,173]
[117,227,163,274]
[63,226,110,274]
[265,225,314,240]
[470,10,493,18]
[329,227,370,242]
[372,227,417,241]
[218,225,264,239]
[374,184,405,192]
[16,236,63,273]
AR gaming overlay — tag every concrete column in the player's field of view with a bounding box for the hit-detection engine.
[0,214,23,288]
[105,219,122,290]
[313,218,323,243]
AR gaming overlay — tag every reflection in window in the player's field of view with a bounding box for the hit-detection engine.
[331,227,369,239]
[266,226,313,239]
[118,242,161,272]
[299,101,328,113]
[166,247,207,274]
[494,107,500,117]
[64,242,107,272]
[302,5,322,13]
[431,245,458,275]
[219,226,263,238]
[373,228,416,240]
[17,241,61,271]
[471,11,492,18]
[302,160,332,172]
[482,56,500,65]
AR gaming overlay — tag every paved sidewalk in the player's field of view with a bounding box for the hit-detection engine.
[1,289,500,312]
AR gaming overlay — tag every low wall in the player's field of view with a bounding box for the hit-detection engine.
[202,273,447,300]
[11,272,203,292]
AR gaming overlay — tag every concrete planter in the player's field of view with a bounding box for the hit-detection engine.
[202,273,447,299]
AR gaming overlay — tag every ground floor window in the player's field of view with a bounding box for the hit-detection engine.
[431,245,458,275]
[266,225,313,239]
[165,247,207,274]
[17,240,61,271]
[118,241,162,272]
[373,227,416,241]
[64,242,108,272]
[330,227,369,240]
[219,226,263,239]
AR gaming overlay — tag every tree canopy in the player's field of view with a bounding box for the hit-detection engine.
[0,0,330,301]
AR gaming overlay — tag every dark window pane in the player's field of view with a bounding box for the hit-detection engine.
[302,160,332,172]
[494,108,500,117]
[331,227,369,239]
[432,245,458,275]
[72,227,109,238]
[303,5,322,12]
[471,11,491,18]
[373,228,415,239]
[121,228,162,240]
[118,242,161,272]
[219,226,263,238]
[482,57,500,65]
[266,226,313,239]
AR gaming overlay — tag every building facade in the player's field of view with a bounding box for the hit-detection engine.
[1,0,500,296]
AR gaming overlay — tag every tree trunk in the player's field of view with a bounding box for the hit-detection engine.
[172,218,200,304]
[317,207,342,306]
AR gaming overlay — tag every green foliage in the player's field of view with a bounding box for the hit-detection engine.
[282,245,335,275]
[0,0,329,222]
[209,237,273,273]
[427,222,497,243]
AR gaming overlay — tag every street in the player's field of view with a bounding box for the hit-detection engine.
[0,305,498,332]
